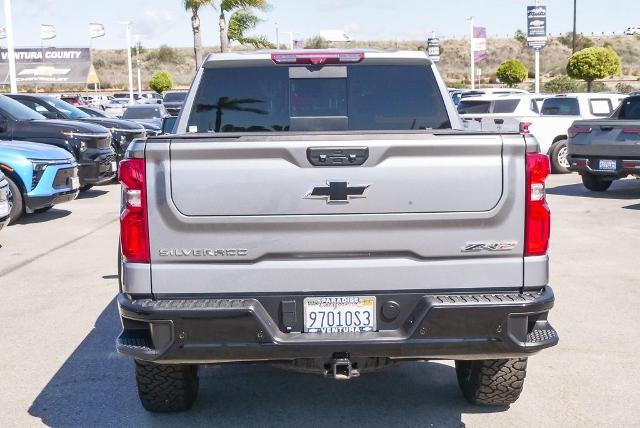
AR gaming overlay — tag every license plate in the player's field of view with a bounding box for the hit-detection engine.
[111,161,117,171]
[598,159,617,170]
[304,296,376,333]
[69,176,80,190]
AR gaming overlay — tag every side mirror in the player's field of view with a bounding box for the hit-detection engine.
[42,111,59,119]
[161,116,178,135]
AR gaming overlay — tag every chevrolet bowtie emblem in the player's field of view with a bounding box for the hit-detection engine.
[305,181,370,204]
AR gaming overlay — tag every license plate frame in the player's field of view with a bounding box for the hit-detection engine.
[303,296,377,334]
[598,159,617,170]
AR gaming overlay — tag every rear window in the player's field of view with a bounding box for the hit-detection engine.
[589,99,612,116]
[457,100,491,114]
[541,98,580,116]
[123,106,165,119]
[187,65,451,133]
[492,99,520,114]
[164,92,187,102]
[618,98,640,119]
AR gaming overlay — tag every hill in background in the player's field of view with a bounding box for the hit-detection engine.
[91,35,640,91]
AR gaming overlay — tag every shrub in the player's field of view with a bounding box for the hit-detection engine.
[146,45,181,64]
[543,75,581,93]
[556,32,594,51]
[496,59,528,87]
[615,82,636,94]
[304,36,329,49]
[566,46,621,91]
[149,71,173,94]
[514,29,527,45]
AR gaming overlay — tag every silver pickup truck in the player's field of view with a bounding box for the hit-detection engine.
[116,50,557,412]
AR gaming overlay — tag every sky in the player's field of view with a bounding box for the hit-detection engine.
[0,0,637,50]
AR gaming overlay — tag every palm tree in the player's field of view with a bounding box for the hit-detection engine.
[184,0,213,69]
[214,0,270,52]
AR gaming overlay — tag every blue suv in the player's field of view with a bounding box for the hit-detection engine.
[0,140,79,224]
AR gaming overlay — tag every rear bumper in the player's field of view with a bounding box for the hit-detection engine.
[568,155,640,177]
[117,287,558,364]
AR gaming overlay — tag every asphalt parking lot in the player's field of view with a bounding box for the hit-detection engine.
[0,174,639,428]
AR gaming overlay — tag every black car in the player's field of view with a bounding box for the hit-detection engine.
[8,94,146,161]
[0,95,115,190]
[78,106,161,136]
[121,104,170,129]
[162,91,187,116]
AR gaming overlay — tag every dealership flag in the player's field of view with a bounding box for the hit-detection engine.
[89,23,105,39]
[472,26,487,63]
[40,24,56,40]
[0,27,6,39]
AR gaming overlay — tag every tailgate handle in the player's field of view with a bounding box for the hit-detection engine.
[600,126,614,131]
[307,147,369,167]
[494,119,505,125]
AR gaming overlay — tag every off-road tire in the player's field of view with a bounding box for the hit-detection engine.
[581,173,613,192]
[455,358,527,406]
[550,140,570,174]
[5,176,23,225]
[134,360,199,413]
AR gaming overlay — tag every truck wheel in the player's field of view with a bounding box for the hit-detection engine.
[581,173,612,192]
[5,176,24,225]
[550,140,570,174]
[134,360,199,413]
[455,358,527,406]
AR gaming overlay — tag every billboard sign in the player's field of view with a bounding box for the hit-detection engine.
[527,5,547,49]
[0,47,94,84]
[427,37,440,62]
[472,26,487,63]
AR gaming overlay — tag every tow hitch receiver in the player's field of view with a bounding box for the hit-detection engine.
[326,357,360,380]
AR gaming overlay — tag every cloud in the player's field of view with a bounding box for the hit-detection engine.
[134,9,178,39]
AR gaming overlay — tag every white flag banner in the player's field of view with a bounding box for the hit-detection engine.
[41,24,56,40]
[0,27,6,39]
[89,23,105,39]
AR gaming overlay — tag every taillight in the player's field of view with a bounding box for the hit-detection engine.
[622,128,640,135]
[271,51,364,65]
[118,158,149,263]
[567,126,592,138]
[525,153,551,256]
[519,122,532,135]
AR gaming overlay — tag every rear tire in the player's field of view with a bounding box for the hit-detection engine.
[5,176,23,225]
[135,360,199,413]
[455,358,527,406]
[581,173,613,192]
[550,140,570,174]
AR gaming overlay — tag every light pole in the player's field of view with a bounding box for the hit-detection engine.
[572,0,577,53]
[3,0,17,93]
[134,34,145,97]
[468,16,475,90]
[275,22,280,48]
[534,0,541,94]
[120,21,134,104]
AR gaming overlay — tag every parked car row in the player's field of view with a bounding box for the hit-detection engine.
[0,91,175,226]
[455,90,627,173]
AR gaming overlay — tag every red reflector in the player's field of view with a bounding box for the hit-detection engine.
[567,126,592,138]
[622,128,640,134]
[271,51,364,65]
[525,153,551,256]
[519,122,532,135]
[118,158,149,263]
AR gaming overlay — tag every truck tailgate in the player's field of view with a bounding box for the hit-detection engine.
[147,133,527,294]
[569,119,640,157]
